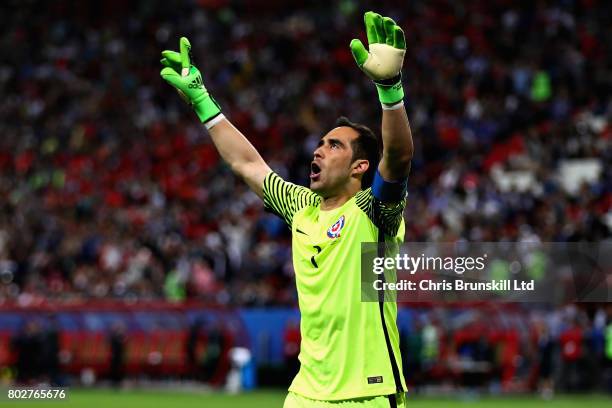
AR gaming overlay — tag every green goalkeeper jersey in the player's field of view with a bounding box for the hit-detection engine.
[263,172,407,400]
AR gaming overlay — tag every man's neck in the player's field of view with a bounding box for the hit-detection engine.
[320,184,361,211]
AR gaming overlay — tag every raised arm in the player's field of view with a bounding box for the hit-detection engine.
[160,37,270,198]
[350,12,413,182]
[206,120,270,198]
[379,103,413,180]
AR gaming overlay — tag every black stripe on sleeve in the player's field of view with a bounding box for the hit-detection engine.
[263,172,319,227]
[355,188,406,237]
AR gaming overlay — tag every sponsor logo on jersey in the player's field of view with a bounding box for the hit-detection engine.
[327,215,345,238]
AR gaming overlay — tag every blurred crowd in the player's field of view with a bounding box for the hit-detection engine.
[0,0,610,305]
[395,305,612,395]
[7,305,612,394]
[8,314,230,387]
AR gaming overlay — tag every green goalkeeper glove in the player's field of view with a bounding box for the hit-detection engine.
[350,11,406,105]
[160,37,222,125]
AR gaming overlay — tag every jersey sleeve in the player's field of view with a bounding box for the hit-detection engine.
[355,187,407,237]
[262,172,320,227]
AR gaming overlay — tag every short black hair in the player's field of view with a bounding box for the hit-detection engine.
[336,116,381,188]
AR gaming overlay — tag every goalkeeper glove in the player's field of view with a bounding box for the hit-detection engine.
[160,37,222,126]
[350,11,406,105]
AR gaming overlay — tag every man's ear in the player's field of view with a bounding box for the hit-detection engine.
[351,159,369,177]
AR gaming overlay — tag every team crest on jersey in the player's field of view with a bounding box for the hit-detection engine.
[327,215,345,238]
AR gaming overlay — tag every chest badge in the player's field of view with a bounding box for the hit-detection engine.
[327,215,345,239]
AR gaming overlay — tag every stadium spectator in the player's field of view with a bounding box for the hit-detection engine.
[202,320,224,384]
[186,318,204,380]
[283,318,301,382]
[108,321,126,388]
[559,315,584,391]
[11,319,43,384]
[400,319,424,391]
[41,314,61,386]
[535,320,555,399]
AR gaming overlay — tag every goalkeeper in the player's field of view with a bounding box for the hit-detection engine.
[161,11,413,408]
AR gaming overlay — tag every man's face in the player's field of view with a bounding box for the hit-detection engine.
[310,126,364,197]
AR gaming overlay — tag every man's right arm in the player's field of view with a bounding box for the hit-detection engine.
[205,119,319,227]
[206,118,271,199]
[159,37,270,199]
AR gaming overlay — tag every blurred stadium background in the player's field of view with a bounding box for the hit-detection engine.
[0,0,610,406]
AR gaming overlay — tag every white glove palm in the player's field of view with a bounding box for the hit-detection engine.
[350,12,406,104]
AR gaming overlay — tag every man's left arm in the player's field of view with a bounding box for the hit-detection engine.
[351,11,413,190]
[379,102,413,181]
